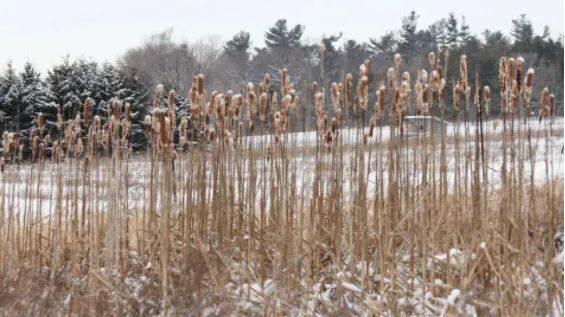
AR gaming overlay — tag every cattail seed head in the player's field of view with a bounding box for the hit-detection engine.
[387,67,396,89]
[394,53,402,69]
[539,87,550,117]
[428,52,436,69]
[525,68,534,89]
[357,76,369,110]
[38,112,45,130]
[516,56,524,93]
[83,98,93,125]
[197,74,205,95]
[153,84,163,108]
[259,92,267,121]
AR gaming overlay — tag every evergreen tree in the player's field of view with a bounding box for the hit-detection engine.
[19,62,55,130]
[47,57,98,120]
[0,62,23,131]
[265,19,304,49]
[511,14,534,52]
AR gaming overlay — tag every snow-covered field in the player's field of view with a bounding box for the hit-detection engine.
[2,117,562,216]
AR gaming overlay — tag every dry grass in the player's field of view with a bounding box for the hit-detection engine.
[0,51,562,316]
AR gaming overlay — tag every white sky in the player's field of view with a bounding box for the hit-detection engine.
[1,0,563,73]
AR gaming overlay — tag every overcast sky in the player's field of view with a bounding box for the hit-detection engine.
[1,0,563,73]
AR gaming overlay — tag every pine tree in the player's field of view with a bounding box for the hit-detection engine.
[265,19,304,49]
[511,14,534,52]
[19,62,55,130]
[0,62,23,131]
[47,57,98,120]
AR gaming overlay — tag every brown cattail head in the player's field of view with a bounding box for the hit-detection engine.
[420,69,428,84]
[516,56,524,93]
[153,108,170,145]
[387,67,396,89]
[506,58,515,83]
[539,87,550,118]
[263,73,271,87]
[525,68,534,89]
[153,84,163,108]
[56,106,63,131]
[498,57,507,95]
[112,98,121,121]
[281,68,288,96]
[246,83,256,117]
[484,86,491,102]
[83,98,93,125]
[259,92,267,121]
[124,103,132,122]
[394,53,402,69]
[428,52,436,69]
[233,93,243,117]
[330,82,341,110]
[38,112,45,130]
[453,82,462,112]
[357,76,369,110]
[167,90,176,112]
[459,55,468,91]
[197,74,205,95]
[345,73,354,106]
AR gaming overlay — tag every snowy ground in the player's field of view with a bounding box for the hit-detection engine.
[1,117,562,216]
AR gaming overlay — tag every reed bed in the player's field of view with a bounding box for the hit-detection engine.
[0,51,563,316]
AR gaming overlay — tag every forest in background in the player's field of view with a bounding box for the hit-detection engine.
[0,12,562,150]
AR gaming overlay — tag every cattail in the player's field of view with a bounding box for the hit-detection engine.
[523,68,534,111]
[453,82,462,112]
[459,55,468,91]
[438,78,446,108]
[281,68,288,96]
[167,90,176,112]
[420,69,428,84]
[259,92,267,121]
[400,80,410,109]
[38,112,45,131]
[314,91,324,111]
[345,74,354,106]
[153,84,163,108]
[112,98,121,121]
[539,87,550,118]
[311,81,318,95]
[359,64,367,77]
[246,83,256,120]
[428,52,436,69]
[525,68,534,89]
[56,106,63,131]
[415,82,423,114]
[483,86,491,116]
[394,53,402,69]
[83,98,93,125]
[421,84,429,115]
[498,57,507,95]
[270,91,278,113]
[153,108,170,146]
[197,74,205,95]
[387,67,396,89]
[372,85,386,122]
[330,82,341,110]
[357,76,369,111]
[232,94,243,118]
[516,56,524,93]
[506,58,515,84]
[124,103,132,122]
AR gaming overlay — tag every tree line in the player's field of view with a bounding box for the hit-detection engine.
[0,12,562,149]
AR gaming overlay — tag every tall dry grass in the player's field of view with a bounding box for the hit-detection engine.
[0,50,562,316]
